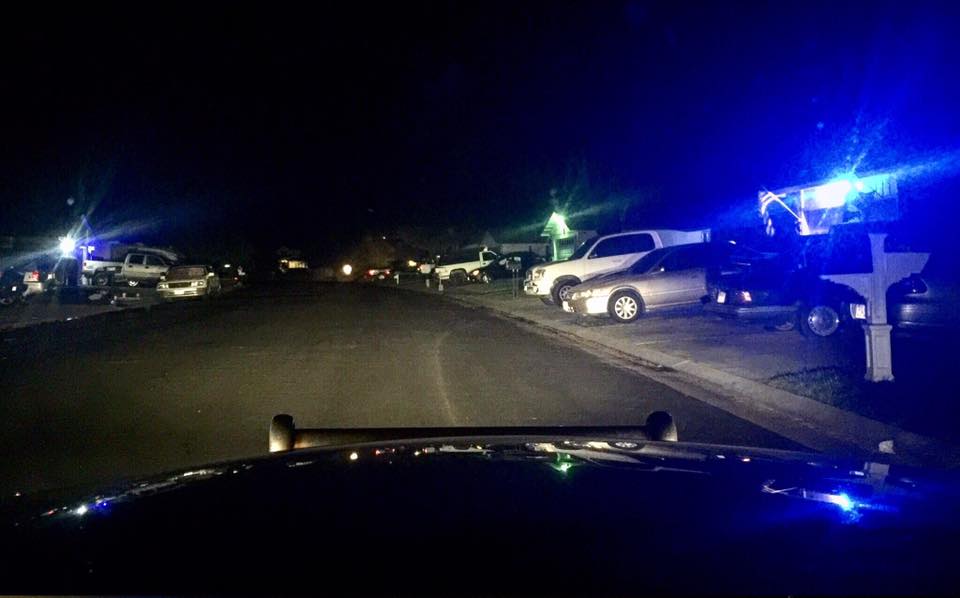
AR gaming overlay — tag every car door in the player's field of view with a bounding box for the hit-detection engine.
[125,254,147,279]
[671,245,712,304]
[649,245,710,306]
[586,233,656,278]
[143,255,167,281]
[480,251,498,267]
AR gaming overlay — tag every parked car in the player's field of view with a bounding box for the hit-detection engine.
[524,229,710,306]
[706,229,871,337]
[156,265,222,300]
[468,251,545,283]
[91,253,172,287]
[888,253,960,332]
[216,263,245,289]
[433,249,499,284]
[0,268,25,306]
[362,266,393,281]
[564,243,721,322]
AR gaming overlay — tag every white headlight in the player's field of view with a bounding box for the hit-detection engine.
[532,268,545,280]
[342,264,353,275]
[58,236,76,255]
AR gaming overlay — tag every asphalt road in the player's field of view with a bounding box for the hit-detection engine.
[0,283,797,496]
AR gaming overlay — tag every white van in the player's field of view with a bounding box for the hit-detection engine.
[524,229,710,305]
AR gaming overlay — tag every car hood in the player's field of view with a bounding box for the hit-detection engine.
[3,434,958,595]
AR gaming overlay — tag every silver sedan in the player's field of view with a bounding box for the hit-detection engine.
[157,265,222,300]
[563,244,716,323]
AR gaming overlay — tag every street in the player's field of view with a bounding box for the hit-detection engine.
[0,283,797,496]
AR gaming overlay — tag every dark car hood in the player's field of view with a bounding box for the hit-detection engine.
[2,437,959,595]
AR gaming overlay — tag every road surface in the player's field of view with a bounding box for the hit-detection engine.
[0,283,797,496]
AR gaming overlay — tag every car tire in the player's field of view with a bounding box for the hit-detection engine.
[450,270,467,286]
[608,290,644,323]
[800,304,841,337]
[551,279,579,306]
[93,272,111,287]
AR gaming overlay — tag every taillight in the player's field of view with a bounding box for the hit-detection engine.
[26,270,40,282]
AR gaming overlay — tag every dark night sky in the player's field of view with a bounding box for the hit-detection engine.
[2,1,959,257]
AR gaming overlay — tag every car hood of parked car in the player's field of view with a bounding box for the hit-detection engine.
[2,434,958,595]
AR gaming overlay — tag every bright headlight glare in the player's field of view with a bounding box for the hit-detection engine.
[341,264,353,276]
[58,236,76,255]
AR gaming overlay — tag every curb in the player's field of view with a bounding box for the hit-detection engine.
[390,281,960,468]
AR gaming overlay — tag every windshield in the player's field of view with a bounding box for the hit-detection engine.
[2,4,959,594]
[167,267,206,280]
[568,236,599,260]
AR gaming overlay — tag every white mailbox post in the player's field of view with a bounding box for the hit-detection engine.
[821,233,928,382]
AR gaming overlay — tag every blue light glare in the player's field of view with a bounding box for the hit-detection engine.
[812,179,854,208]
[832,492,855,511]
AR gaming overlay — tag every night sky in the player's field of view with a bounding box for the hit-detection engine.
[2,1,959,259]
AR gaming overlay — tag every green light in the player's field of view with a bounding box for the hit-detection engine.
[548,453,578,475]
[547,212,570,236]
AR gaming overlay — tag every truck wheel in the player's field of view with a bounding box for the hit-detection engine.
[800,304,840,337]
[450,270,467,286]
[608,290,644,323]
[93,272,111,287]
[551,279,578,306]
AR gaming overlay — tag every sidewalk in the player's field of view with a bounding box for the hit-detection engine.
[0,290,159,331]
[386,276,960,467]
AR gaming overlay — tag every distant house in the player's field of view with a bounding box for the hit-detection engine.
[468,229,549,257]
[539,212,603,261]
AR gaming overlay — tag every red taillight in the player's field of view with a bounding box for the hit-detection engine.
[26,270,40,282]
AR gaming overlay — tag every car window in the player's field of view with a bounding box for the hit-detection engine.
[438,252,476,265]
[567,236,599,260]
[481,251,497,261]
[145,255,166,266]
[661,245,709,271]
[629,247,670,273]
[167,266,206,279]
[127,254,146,265]
[590,233,655,258]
